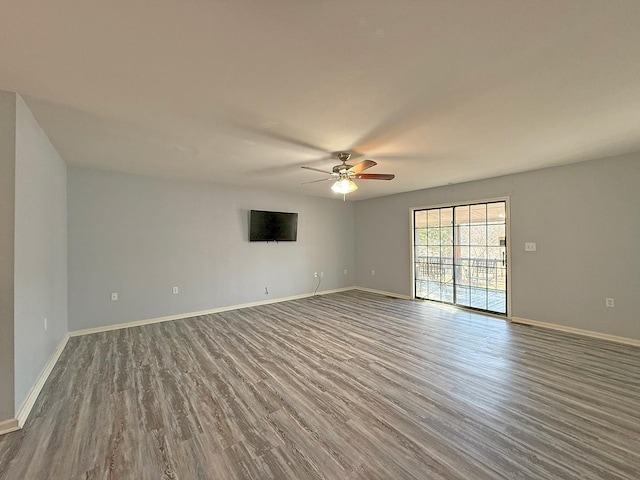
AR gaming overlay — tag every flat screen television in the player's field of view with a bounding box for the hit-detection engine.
[249,210,298,242]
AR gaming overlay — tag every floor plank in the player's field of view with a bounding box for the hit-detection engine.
[0,290,638,479]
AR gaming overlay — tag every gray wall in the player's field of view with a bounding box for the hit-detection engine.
[355,153,640,340]
[14,96,68,410]
[68,167,355,330]
[0,91,16,422]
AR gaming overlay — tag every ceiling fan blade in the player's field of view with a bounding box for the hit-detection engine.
[301,177,333,185]
[348,159,377,174]
[354,173,395,180]
[301,166,334,174]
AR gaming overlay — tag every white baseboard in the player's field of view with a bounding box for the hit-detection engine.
[69,287,356,337]
[510,316,640,347]
[352,286,413,300]
[0,418,20,436]
[15,334,70,428]
[354,291,639,347]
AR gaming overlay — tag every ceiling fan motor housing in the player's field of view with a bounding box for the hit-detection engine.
[333,152,352,173]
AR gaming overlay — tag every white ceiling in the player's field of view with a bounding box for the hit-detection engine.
[1,1,640,200]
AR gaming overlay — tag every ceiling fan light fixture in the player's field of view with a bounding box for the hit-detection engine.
[331,177,358,194]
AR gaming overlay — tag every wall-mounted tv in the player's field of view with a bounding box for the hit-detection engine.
[249,210,298,242]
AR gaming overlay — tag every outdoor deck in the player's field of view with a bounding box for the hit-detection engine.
[415,283,507,314]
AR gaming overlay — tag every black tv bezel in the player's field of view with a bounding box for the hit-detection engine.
[249,210,298,242]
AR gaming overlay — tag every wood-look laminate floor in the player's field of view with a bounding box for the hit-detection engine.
[1,290,639,479]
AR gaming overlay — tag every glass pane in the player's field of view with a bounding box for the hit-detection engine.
[471,288,487,309]
[415,210,427,228]
[487,202,506,224]
[415,262,427,280]
[496,267,507,291]
[456,225,469,246]
[427,227,440,245]
[415,228,427,246]
[426,281,441,301]
[487,266,498,289]
[470,246,487,260]
[470,225,486,246]
[487,224,505,246]
[416,280,428,298]
[470,204,486,224]
[441,246,453,263]
[442,283,454,303]
[427,260,441,281]
[487,246,503,262]
[440,227,453,245]
[468,259,486,288]
[415,245,428,259]
[456,286,471,306]
[442,265,454,284]
[455,205,469,226]
[455,264,469,286]
[427,210,440,228]
[440,208,454,227]
[488,289,506,313]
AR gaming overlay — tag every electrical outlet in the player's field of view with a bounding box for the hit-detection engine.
[314,272,318,278]
[172,286,179,294]
[605,298,614,308]
[111,292,118,301]
[344,269,348,275]
[320,271,324,278]
[371,270,375,276]
[44,318,47,331]
[525,242,537,252]
[265,287,269,295]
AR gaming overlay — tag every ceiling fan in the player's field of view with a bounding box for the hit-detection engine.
[301,152,395,195]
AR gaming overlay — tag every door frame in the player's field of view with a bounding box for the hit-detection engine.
[410,196,512,317]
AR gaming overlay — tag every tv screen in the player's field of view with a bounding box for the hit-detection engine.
[249,210,298,242]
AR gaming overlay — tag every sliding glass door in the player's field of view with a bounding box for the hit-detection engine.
[414,200,507,315]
